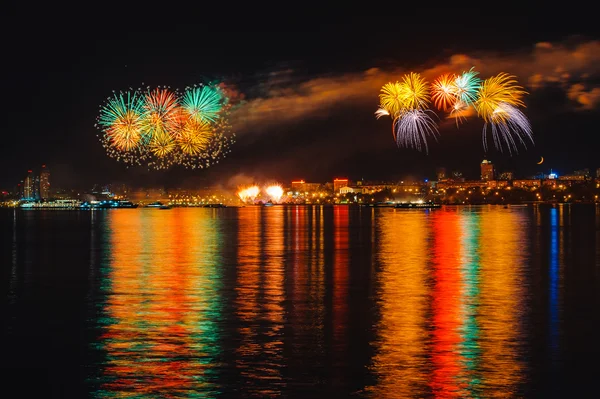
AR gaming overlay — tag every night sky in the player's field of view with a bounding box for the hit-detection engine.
[3,8,600,190]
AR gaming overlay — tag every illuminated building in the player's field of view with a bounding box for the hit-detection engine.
[512,179,542,188]
[23,170,35,199]
[596,168,600,178]
[557,174,586,182]
[499,171,513,180]
[573,168,590,177]
[290,180,321,193]
[40,165,50,200]
[486,180,509,188]
[436,167,447,181]
[291,180,305,190]
[480,159,494,181]
[333,178,349,193]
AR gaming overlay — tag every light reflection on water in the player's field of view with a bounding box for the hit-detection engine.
[95,209,224,397]
[2,205,599,397]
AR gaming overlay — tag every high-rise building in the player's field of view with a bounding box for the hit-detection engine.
[17,181,24,199]
[23,170,35,199]
[33,175,40,200]
[40,164,50,200]
[436,167,447,181]
[333,178,349,193]
[597,168,600,178]
[480,159,494,181]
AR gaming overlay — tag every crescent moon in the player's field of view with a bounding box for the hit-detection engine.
[537,156,544,165]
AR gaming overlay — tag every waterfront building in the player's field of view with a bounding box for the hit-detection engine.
[23,170,35,200]
[436,167,447,181]
[487,180,510,188]
[481,159,494,181]
[333,178,349,193]
[40,165,50,200]
[513,179,542,188]
[291,180,321,193]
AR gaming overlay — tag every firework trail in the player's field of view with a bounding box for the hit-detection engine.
[395,110,439,154]
[483,102,533,155]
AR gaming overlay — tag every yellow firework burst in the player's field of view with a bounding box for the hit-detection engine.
[475,73,527,122]
[379,82,407,116]
[149,131,176,157]
[177,118,212,156]
[399,72,430,110]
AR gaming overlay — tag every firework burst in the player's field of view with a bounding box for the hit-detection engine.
[454,67,481,105]
[431,74,458,111]
[181,85,223,123]
[475,73,527,122]
[376,67,533,156]
[97,91,146,152]
[96,83,237,170]
[265,185,284,203]
[379,82,407,117]
[399,72,430,110]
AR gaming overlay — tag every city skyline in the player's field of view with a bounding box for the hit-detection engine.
[4,159,600,194]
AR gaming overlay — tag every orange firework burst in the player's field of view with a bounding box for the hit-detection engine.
[431,74,458,111]
[265,184,284,203]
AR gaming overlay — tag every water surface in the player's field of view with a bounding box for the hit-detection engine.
[1,205,599,397]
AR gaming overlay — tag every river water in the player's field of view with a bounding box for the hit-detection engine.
[1,204,599,398]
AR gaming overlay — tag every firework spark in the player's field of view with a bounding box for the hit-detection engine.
[449,100,470,126]
[265,185,284,203]
[374,108,389,119]
[483,102,533,155]
[395,110,439,154]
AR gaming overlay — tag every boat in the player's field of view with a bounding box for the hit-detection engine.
[146,201,166,208]
[394,201,441,209]
[79,200,138,209]
[158,204,172,209]
[368,201,396,207]
[202,203,227,208]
